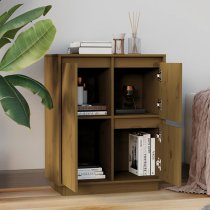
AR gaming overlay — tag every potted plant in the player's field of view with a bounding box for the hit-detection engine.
[0,3,56,128]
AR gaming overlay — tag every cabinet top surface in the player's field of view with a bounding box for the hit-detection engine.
[45,54,166,59]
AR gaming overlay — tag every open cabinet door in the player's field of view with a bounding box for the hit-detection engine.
[159,121,182,186]
[62,63,78,192]
[160,63,182,123]
[45,56,62,185]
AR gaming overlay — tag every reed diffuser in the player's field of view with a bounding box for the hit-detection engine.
[128,12,141,54]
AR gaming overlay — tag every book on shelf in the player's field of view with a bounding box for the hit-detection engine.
[78,111,107,116]
[81,41,112,47]
[129,133,143,176]
[78,104,107,111]
[78,164,103,171]
[129,132,155,176]
[78,167,103,172]
[151,137,156,175]
[78,164,105,180]
[78,171,104,175]
[142,132,151,176]
[78,174,106,180]
[79,47,112,54]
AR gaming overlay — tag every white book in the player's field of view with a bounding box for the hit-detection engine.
[146,137,151,176]
[78,167,103,172]
[142,133,151,176]
[139,136,143,176]
[143,136,147,176]
[128,133,143,176]
[151,137,156,175]
[78,171,103,176]
[81,42,112,47]
[78,111,107,116]
[78,174,106,180]
[81,41,111,43]
[79,47,112,54]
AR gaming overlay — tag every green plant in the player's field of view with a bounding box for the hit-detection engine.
[0,3,56,128]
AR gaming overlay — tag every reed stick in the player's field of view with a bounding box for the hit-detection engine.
[129,11,140,36]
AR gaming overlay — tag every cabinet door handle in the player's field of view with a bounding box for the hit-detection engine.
[156,72,162,81]
[156,134,162,143]
[156,99,162,110]
[156,158,162,171]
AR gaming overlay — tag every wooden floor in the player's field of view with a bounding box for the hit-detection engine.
[0,186,209,210]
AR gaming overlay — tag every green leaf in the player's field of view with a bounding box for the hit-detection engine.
[0,19,56,72]
[0,5,52,40]
[2,26,23,39]
[0,75,30,127]
[0,37,10,48]
[0,27,22,49]
[5,74,53,109]
[0,4,22,27]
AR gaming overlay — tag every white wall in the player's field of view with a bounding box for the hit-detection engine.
[0,0,210,170]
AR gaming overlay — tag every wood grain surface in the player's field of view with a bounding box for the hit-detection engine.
[0,187,208,210]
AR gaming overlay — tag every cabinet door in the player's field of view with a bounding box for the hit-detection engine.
[62,63,78,192]
[160,63,182,123]
[159,122,182,186]
[45,55,62,185]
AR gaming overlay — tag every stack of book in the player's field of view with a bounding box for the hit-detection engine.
[78,166,106,180]
[79,41,112,54]
[78,104,107,116]
[128,132,156,176]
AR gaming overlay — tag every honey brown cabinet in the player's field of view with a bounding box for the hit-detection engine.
[45,54,182,195]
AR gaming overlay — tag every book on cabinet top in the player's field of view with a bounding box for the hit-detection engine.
[79,47,112,54]
[81,41,112,47]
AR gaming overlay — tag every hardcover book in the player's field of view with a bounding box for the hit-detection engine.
[128,133,143,176]
[81,41,112,47]
[78,105,107,111]
[78,174,106,180]
[129,132,153,176]
[151,137,156,175]
[79,47,112,54]
[77,111,107,116]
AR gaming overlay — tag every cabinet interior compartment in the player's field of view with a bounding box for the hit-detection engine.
[114,68,160,115]
[78,68,111,115]
[78,119,112,181]
[114,128,160,181]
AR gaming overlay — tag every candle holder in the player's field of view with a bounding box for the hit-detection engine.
[122,85,136,109]
[113,33,125,54]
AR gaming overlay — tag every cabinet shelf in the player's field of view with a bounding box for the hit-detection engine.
[78,116,112,120]
[114,171,160,183]
[114,114,159,119]
[78,179,109,184]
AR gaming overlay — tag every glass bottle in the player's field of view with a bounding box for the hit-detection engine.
[78,77,83,105]
[128,34,141,54]
[83,83,88,104]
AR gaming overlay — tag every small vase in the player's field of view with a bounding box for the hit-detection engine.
[112,33,126,54]
[128,34,141,54]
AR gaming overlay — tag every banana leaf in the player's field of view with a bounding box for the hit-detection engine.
[0,75,30,127]
[0,4,22,27]
[0,19,56,72]
[5,74,53,109]
[0,37,10,48]
[0,5,52,40]
[2,26,22,40]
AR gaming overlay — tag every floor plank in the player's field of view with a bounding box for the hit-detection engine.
[0,186,209,210]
